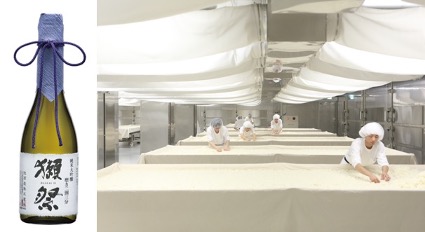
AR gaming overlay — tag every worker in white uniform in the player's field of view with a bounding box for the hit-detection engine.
[206,118,230,152]
[270,114,283,135]
[239,121,256,141]
[245,113,255,127]
[341,122,390,183]
[234,116,245,131]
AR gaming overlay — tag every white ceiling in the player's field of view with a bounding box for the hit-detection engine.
[97,0,425,106]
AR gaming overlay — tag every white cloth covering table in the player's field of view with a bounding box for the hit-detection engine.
[138,145,417,165]
[197,130,336,137]
[119,124,140,146]
[98,163,425,232]
[223,125,321,132]
[177,135,354,146]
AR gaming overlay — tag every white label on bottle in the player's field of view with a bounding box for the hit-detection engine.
[20,153,78,216]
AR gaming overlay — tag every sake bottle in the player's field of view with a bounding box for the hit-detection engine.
[18,13,82,224]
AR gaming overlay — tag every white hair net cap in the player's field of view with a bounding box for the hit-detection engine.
[210,118,223,128]
[359,122,384,140]
[273,114,280,119]
[243,121,253,128]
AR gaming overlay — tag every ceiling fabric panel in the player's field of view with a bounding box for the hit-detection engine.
[275,5,425,104]
[276,80,345,98]
[98,69,262,92]
[121,87,260,98]
[98,5,261,65]
[270,0,364,14]
[118,88,262,105]
[98,59,260,83]
[98,0,227,26]
[317,41,425,75]
[274,92,325,102]
[273,78,346,104]
[98,42,264,76]
[294,67,389,91]
[307,58,421,82]
[403,0,425,6]
[97,3,267,105]
[336,7,425,59]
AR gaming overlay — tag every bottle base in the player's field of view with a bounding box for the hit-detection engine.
[21,215,76,224]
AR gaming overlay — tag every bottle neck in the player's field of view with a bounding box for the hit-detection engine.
[37,13,64,102]
[36,46,64,100]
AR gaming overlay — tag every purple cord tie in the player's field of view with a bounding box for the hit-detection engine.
[14,40,86,149]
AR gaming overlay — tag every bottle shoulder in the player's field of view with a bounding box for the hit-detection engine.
[21,91,77,153]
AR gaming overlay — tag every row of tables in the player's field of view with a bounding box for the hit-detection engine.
[98,126,425,232]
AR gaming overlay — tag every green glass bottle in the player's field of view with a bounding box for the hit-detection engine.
[18,13,80,224]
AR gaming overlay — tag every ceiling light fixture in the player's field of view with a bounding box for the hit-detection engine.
[272,77,281,83]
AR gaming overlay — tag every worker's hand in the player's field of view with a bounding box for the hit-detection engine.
[369,175,380,183]
[223,146,230,151]
[381,173,391,181]
[216,147,222,152]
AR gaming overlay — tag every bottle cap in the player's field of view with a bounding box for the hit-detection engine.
[38,14,63,42]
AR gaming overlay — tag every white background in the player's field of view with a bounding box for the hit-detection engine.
[0,0,97,231]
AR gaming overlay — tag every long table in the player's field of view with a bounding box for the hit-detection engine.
[197,130,337,137]
[98,163,425,232]
[224,125,322,132]
[138,145,417,165]
[177,135,354,146]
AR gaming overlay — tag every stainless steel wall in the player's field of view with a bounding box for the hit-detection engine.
[97,92,119,169]
[345,91,363,138]
[140,101,170,153]
[316,76,425,164]
[174,104,196,143]
[282,101,319,128]
[119,105,140,125]
[317,100,338,133]
[138,102,196,151]
[392,78,425,164]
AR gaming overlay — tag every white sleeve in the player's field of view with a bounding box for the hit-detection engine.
[346,139,362,168]
[206,127,214,142]
[376,142,389,166]
[223,127,230,141]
